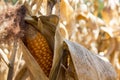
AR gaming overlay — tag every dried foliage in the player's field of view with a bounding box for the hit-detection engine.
[0,0,119,80]
[54,0,120,79]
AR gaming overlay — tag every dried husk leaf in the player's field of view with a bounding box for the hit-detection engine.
[55,49,78,80]
[49,23,64,80]
[37,15,58,51]
[63,39,117,80]
[49,18,70,79]
[54,48,68,80]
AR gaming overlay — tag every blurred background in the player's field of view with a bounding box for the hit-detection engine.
[0,0,120,80]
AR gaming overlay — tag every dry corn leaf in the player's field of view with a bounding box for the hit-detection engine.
[50,23,117,80]
[49,20,69,79]
[63,39,117,80]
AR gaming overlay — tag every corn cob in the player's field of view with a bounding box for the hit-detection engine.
[24,25,53,77]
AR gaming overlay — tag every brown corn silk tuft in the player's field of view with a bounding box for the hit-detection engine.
[0,5,26,42]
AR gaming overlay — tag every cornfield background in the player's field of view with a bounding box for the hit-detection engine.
[0,0,120,80]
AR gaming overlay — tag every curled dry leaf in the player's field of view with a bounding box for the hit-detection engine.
[63,39,117,80]
[50,23,117,80]
[38,15,59,50]
[49,23,65,80]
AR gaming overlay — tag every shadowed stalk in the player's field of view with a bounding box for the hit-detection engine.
[7,38,18,80]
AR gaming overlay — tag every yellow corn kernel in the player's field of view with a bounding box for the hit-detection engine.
[24,26,53,77]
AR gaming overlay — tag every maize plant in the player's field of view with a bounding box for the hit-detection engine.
[0,0,118,80]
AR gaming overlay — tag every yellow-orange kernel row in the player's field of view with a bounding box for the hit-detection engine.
[25,26,53,77]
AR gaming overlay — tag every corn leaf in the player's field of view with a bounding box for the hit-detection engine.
[64,39,117,80]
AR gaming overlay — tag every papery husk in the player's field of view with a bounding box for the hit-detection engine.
[38,15,59,51]
[55,47,78,80]
[49,19,69,80]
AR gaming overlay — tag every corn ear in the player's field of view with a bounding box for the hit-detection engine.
[24,25,53,77]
